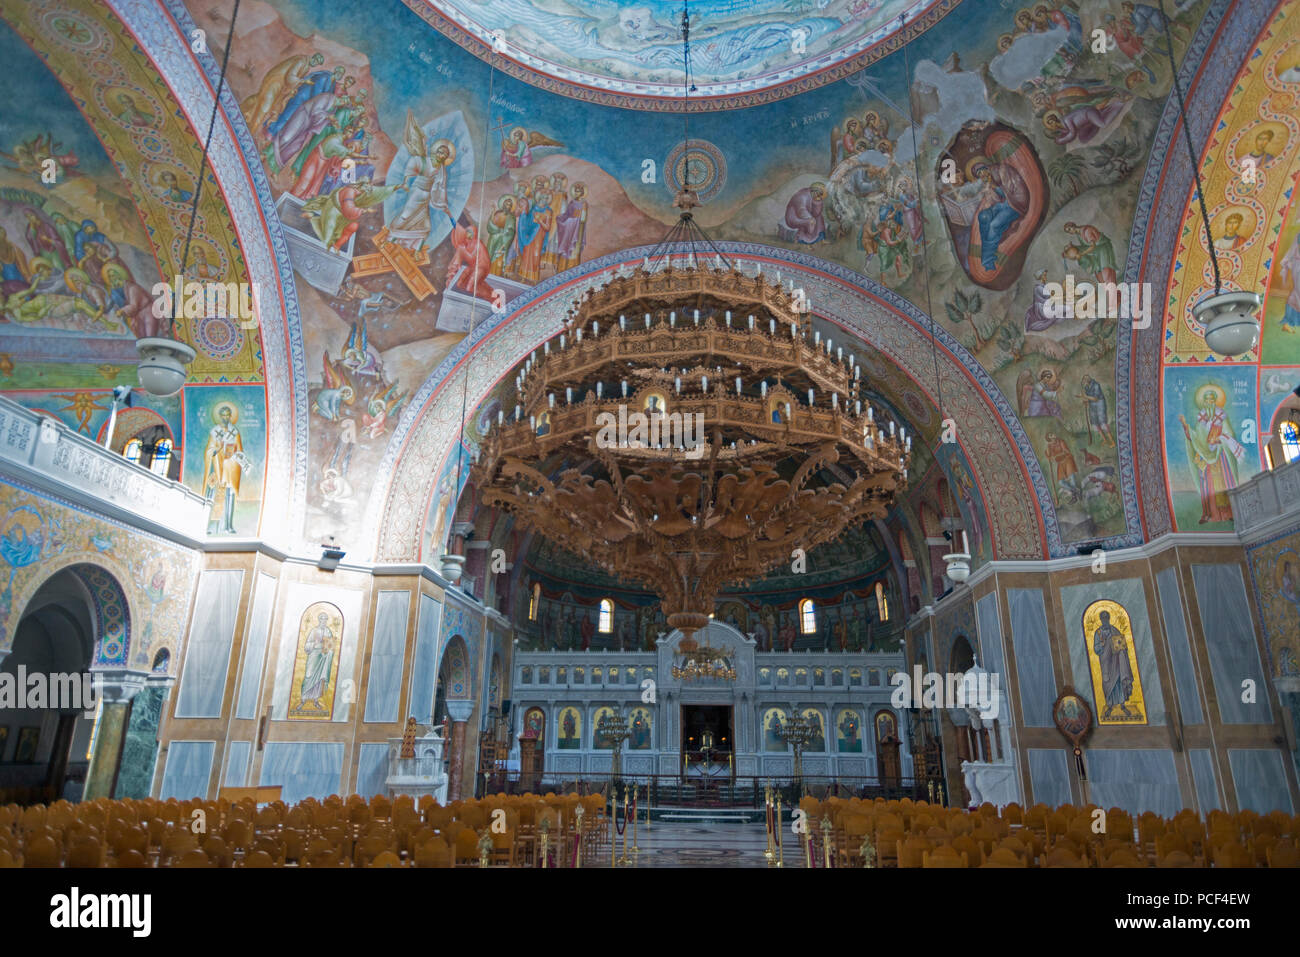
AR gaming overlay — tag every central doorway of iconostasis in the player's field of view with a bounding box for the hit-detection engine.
[680,704,733,772]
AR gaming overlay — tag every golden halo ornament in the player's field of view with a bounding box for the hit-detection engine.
[1194,384,1227,409]
[430,138,456,164]
[211,401,240,425]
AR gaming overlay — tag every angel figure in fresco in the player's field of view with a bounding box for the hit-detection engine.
[299,612,336,713]
[341,320,384,381]
[1179,385,1244,524]
[388,110,456,249]
[1017,368,1064,420]
[313,351,355,421]
[301,178,394,252]
[362,383,408,439]
[498,125,564,169]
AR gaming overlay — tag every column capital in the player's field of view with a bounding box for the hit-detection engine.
[90,668,150,703]
[447,700,474,722]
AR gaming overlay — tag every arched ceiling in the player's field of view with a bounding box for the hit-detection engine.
[408,0,954,109]
[2,0,1274,577]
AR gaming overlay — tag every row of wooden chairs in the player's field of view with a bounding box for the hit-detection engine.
[0,791,612,868]
[794,797,1300,868]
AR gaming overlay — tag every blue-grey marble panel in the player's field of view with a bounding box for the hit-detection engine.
[159,740,215,801]
[1228,749,1294,814]
[975,592,1006,679]
[235,573,276,720]
[175,569,244,718]
[407,595,442,725]
[1084,749,1181,817]
[1061,580,1166,726]
[355,742,389,799]
[224,740,251,787]
[1156,567,1203,725]
[260,742,345,805]
[364,591,411,724]
[1189,749,1221,813]
[1008,589,1057,727]
[1191,565,1271,724]
[1028,748,1072,807]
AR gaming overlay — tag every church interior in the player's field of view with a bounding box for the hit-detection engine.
[1,0,1300,882]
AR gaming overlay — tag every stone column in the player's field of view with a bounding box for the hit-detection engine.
[446,699,474,800]
[84,671,148,800]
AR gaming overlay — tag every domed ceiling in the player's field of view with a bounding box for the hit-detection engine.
[3,0,1286,590]
[411,0,952,108]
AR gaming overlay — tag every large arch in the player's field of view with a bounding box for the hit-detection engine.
[368,243,1056,564]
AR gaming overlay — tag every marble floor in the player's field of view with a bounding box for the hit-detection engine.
[597,821,804,868]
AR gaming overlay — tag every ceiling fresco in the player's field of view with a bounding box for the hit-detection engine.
[409,0,953,108]
[0,0,1272,582]
[1155,0,1299,532]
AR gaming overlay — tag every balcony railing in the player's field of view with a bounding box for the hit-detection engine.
[0,394,207,539]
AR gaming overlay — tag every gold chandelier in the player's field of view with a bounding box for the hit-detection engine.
[671,635,737,682]
[470,240,911,639]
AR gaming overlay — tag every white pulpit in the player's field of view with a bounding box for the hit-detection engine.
[385,726,449,804]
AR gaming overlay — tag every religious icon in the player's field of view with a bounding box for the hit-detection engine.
[557,706,581,749]
[628,708,652,749]
[763,707,788,751]
[523,706,545,739]
[15,726,39,763]
[1052,689,1093,743]
[643,392,667,416]
[1083,599,1147,725]
[836,709,863,753]
[1177,384,1245,524]
[536,410,551,436]
[288,601,342,719]
[874,710,898,743]
[203,401,252,536]
[592,706,616,749]
[803,709,826,751]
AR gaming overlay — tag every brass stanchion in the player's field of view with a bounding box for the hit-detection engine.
[775,790,785,868]
[478,828,491,868]
[611,787,619,868]
[821,815,834,868]
[631,784,640,857]
[540,817,551,869]
[763,785,775,864]
[617,783,631,866]
[574,803,584,869]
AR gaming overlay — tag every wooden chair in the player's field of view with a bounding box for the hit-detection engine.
[415,838,452,868]
[1266,841,1300,868]
[980,847,1027,868]
[242,850,277,868]
[67,837,105,868]
[1099,846,1143,868]
[951,834,984,867]
[922,846,968,868]
[25,835,60,868]
[112,849,147,868]
[454,828,480,866]
[1212,842,1252,868]
[896,837,930,869]
[1157,850,1197,868]
[174,849,212,868]
[368,850,402,868]
[1043,846,1087,868]
[1002,803,1024,826]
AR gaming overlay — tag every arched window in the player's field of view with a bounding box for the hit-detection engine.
[528,582,540,621]
[123,437,143,464]
[875,581,889,622]
[1282,421,1300,465]
[598,598,613,633]
[149,437,173,477]
[799,598,816,634]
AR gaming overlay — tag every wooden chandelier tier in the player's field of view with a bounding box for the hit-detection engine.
[470,265,910,638]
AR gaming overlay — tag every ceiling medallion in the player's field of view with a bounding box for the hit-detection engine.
[470,246,911,639]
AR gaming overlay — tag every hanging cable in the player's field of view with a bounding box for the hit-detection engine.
[177,0,243,314]
[1157,0,1221,294]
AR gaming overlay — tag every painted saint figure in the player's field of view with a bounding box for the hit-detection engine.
[1091,610,1133,718]
[203,403,246,535]
[298,612,336,713]
[1179,385,1244,523]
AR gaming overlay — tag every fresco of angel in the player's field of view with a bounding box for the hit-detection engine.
[362,382,408,439]
[498,124,564,169]
[313,351,355,421]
